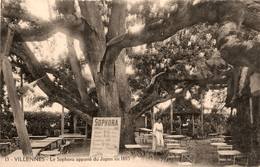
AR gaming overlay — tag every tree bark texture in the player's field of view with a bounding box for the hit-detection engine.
[1,27,32,156]
[2,56,33,156]
[11,42,94,123]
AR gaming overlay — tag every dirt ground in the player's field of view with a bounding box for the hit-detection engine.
[66,139,224,167]
[1,139,246,167]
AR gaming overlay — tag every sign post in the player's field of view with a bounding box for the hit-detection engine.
[90,117,121,157]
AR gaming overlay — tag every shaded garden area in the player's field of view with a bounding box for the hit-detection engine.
[0,0,260,166]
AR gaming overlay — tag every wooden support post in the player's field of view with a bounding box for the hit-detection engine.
[151,107,155,129]
[0,69,2,139]
[0,26,32,156]
[61,106,64,135]
[170,99,173,133]
[73,115,77,134]
[200,89,205,138]
[249,97,254,124]
[145,116,147,128]
[0,0,2,139]
[192,114,195,136]
[180,116,182,135]
[85,123,88,139]
[20,73,24,118]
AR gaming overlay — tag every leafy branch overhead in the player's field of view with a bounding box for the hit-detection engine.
[100,0,260,84]
[1,0,260,120]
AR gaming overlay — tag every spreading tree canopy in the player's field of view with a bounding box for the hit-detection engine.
[1,0,260,158]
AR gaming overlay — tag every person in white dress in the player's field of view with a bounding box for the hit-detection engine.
[152,118,164,151]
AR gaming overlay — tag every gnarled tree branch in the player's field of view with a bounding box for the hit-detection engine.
[11,41,96,122]
[132,85,191,119]
[67,36,96,110]
[100,1,260,84]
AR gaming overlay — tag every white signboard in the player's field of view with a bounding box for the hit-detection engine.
[90,117,121,157]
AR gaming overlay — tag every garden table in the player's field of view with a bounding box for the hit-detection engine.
[165,139,179,143]
[42,137,64,148]
[30,137,63,150]
[163,133,168,137]
[143,134,153,144]
[59,134,86,142]
[209,133,219,138]
[210,142,227,146]
[139,128,152,135]
[210,137,225,142]
[59,134,86,138]
[166,143,180,149]
[169,149,188,154]
[40,150,60,156]
[210,142,228,151]
[217,150,241,165]
[30,140,53,149]
[165,135,186,140]
[125,144,143,156]
[217,150,241,156]
[125,144,143,149]
[165,135,186,145]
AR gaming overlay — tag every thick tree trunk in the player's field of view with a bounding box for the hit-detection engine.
[1,27,32,156]
[2,57,33,156]
[236,96,257,165]
[0,70,2,139]
[107,0,134,146]
[79,0,134,148]
[95,56,134,147]
[115,50,134,146]
[96,82,121,116]
[252,96,260,164]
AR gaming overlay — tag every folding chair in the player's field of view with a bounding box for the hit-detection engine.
[140,134,146,144]
[177,152,196,166]
[167,150,181,161]
[218,153,234,165]
[185,137,192,145]
[180,137,191,150]
[166,143,181,149]
[60,141,71,154]
[232,154,249,167]
[165,139,179,143]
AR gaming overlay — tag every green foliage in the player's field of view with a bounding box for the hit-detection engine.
[196,109,227,137]
[24,111,70,136]
[0,77,18,139]
[0,99,18,139]
[0,88,17,139]
[127,23,227,100]
[227,115,255,153]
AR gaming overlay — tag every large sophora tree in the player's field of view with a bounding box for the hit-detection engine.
[128,22,231,116]
[2,0,260,148]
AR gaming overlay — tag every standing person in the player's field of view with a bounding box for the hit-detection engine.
[152,118,164,151]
